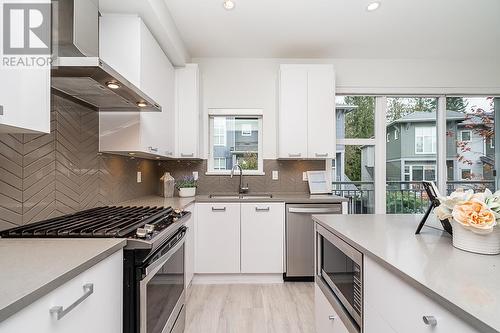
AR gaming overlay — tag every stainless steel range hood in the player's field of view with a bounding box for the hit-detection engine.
[51,0,161,112]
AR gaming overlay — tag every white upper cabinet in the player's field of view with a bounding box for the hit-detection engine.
[174,64,200,159]
[278,65,308,159]
[98,15,174,158]
[278,64,336,159]
[0,66,50,134]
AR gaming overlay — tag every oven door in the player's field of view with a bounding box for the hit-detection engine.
[316,224,362,329]
[139,227,186,333]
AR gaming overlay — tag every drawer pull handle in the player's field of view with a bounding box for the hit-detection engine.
[422,316,437,326]
[288,153,301,157]
[212,207,226,212]
[181,153,194,157]
[50,283,94,320]
[255,207,270,212]
[315,153,329,157]
[148,147,159,152]
[328,315,336,320]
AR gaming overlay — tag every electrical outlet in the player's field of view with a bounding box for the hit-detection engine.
[193,171,199,180]
[272,170,279,180]
[137,171,142,183]
[302,172,308,182]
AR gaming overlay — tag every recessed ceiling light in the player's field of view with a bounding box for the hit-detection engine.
[367,1,381,11]
[223,0,235,10]
[106,81,120,89]
[137,101,148,108]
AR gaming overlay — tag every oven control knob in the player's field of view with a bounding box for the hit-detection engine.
[144,224,155,233]
[136,228,148,238]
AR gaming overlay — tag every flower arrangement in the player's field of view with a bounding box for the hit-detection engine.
[435,188,500,254]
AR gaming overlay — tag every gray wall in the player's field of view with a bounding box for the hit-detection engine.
[159,159,325,195]
[0,95,159,231]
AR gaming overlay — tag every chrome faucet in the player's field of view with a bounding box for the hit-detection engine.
[230,164,249,194]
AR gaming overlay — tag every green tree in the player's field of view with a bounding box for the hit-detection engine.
[344,96,375,138]
[446,97,468,112]
[345,146,362,181]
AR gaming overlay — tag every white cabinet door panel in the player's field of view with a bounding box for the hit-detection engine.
[278,65,308,159]
[241,202,284,273]
[195,203,240,273]
[175,64,199,158]
[364,256,479,333]
[307,65,335,159]
[315,283,349,333]
[184,204,195,287]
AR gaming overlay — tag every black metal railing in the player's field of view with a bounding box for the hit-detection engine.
[333,180,496,214]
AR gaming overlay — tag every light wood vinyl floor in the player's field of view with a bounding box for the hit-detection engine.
[185,283,315,333]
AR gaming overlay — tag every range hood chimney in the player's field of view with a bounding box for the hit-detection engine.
[51,0,161,112]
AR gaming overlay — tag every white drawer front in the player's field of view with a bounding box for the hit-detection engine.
[315,283,350,333]
[364,256,479,333]
[0,250,123,333]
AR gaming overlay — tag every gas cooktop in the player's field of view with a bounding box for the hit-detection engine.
[0,206,190,250]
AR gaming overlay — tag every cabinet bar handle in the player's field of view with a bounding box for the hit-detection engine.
[212,207,226,212]
[422,316,437,326]
[50,283,94,320]
[328,315,336,320]
[288,153,301,157]
[148,147,159,152]
[315,153,329,157]
[0,105,3,115]
[255,207,270,212]
[181,153,194,157]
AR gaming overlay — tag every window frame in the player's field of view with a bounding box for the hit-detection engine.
[207,114,264,175]
[460,130,472,142]
[415,126,437,154]
[461,168,472,180]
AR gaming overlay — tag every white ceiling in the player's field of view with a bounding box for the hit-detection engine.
[164,0,500,59]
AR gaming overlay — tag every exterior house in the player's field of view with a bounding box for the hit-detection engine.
[382,110,495,189]
[213,117,259,170]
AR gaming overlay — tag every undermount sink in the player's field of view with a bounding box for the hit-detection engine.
[241,193,273,199]
[208,193,273,199]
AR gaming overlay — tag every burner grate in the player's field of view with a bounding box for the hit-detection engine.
[0,206,173,238]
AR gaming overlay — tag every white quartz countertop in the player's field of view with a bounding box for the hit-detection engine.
[0,238,126,323]
[313,214,500,333]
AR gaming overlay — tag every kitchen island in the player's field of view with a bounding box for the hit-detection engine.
[313,214,499,333]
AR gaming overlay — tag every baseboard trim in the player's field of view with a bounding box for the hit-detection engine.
[192,273,284,285]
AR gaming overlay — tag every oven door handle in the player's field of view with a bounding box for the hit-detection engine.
[143,230,187,280]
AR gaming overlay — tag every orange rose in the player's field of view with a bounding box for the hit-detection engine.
[452,200,497,234]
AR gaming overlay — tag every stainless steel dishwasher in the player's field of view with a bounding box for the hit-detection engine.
[285,203,342,281]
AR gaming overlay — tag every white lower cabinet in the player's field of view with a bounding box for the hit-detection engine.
[315,283,349,333]
[195,202,286,275]
[195,203,241,273]
[184,203,195,287]
[0,250,123,333]
[241,202,284,273]
[364,256,479,333]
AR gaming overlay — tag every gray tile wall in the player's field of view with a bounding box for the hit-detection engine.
[0,95,159,231]
[158,159,325,195]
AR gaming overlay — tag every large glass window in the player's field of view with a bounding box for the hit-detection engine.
[334,96,376,214]
[446,97,498,193]
[386,97,438,214]
[209,116,262,174]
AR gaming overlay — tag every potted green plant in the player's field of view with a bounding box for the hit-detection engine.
[176,176,197,197]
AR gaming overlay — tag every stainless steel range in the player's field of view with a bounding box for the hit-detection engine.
[0,206,190,333]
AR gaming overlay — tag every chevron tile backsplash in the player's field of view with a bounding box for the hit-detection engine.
[0,95,159,231]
